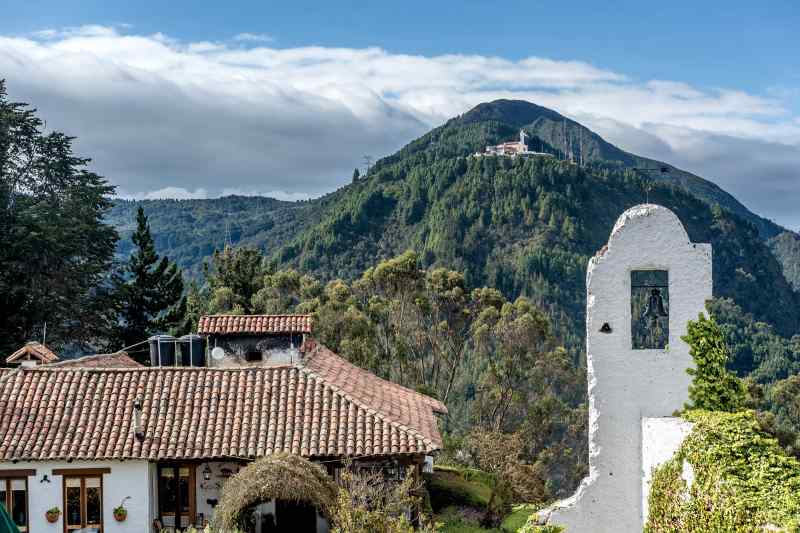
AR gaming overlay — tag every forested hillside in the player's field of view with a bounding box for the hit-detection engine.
[110,101,800,352]
[107,196,315,277]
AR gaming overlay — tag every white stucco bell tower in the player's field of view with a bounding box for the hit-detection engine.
[545,204,712,532]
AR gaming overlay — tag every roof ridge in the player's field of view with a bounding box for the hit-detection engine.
[17,365,295,373]
[199,313,313,317]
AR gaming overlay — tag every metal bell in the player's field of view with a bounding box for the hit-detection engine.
[643,288,667,320]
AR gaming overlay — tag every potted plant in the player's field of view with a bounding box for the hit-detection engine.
[45,507,60,523]
[114,497,131,522]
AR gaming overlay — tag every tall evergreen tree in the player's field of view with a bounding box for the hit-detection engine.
[0,80,118,355]
[115,206,186,358]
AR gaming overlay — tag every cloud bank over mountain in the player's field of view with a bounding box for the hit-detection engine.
[1,25,798,228]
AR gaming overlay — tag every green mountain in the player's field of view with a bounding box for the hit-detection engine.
[107,196,317,277]
[109,100,800,357]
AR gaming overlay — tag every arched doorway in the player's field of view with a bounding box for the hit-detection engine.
[215,454,337,533]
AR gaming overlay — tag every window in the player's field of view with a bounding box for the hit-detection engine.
[63,475,103,532]
[245,350,262,362]
[0,477,29,532]
[631,270,669,349]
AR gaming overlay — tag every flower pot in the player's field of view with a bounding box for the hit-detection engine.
[114,510,127,522]
[45,511,60,523]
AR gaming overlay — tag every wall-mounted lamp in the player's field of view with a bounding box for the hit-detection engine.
[202,465,212,481]
[40,474,50,484]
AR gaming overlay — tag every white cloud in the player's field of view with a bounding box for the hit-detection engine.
[1,25,799,229]
[232,32,274,43]
[220,188,312,201]
[30,25,120,40]
[118,187,210,200]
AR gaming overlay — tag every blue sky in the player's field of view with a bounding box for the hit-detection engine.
[1,1,798,228]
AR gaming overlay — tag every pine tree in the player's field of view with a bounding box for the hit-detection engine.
[0,80,119,354]
[115,206,186,359]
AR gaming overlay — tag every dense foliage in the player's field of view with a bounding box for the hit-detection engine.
[190,247,586,495]
[646,410,800,533]
[0,80,118,355]
[0,84,195,357]
[684,313,746,413]
[331,466,438,533]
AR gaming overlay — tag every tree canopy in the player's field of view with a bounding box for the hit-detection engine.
[0,80,118,355]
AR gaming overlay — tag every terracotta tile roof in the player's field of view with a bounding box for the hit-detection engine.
[198,314,313,335]
[49,352,142,368]
[5,342,59,364]
[303,342,447,448]
[0,350,443,461]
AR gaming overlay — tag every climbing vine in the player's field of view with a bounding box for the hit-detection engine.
[646,410,800,532]
[683,313,746,412]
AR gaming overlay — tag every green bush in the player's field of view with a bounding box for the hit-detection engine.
[646,410,800,532]
[684,313,746,413]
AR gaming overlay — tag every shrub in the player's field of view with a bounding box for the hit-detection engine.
[684,313,746,412]
[646,410,800,532]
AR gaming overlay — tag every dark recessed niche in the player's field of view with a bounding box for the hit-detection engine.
[632,270,669,349]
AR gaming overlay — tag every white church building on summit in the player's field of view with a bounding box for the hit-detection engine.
[540,204,712,532]
[476,129,554,158]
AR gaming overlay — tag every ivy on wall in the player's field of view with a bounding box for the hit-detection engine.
[646,410,800,533]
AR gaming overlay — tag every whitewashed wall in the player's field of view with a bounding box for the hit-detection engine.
[546,204,712,532]
[641,417,694,524]
[1,459,153,532]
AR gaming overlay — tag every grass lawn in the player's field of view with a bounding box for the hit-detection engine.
[425,465,493,511]
[499,505,538,532]
[425,466,538,533]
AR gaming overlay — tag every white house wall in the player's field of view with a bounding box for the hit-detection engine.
[2,459,152,532]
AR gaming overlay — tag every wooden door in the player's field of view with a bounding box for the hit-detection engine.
[157,464,196,530]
